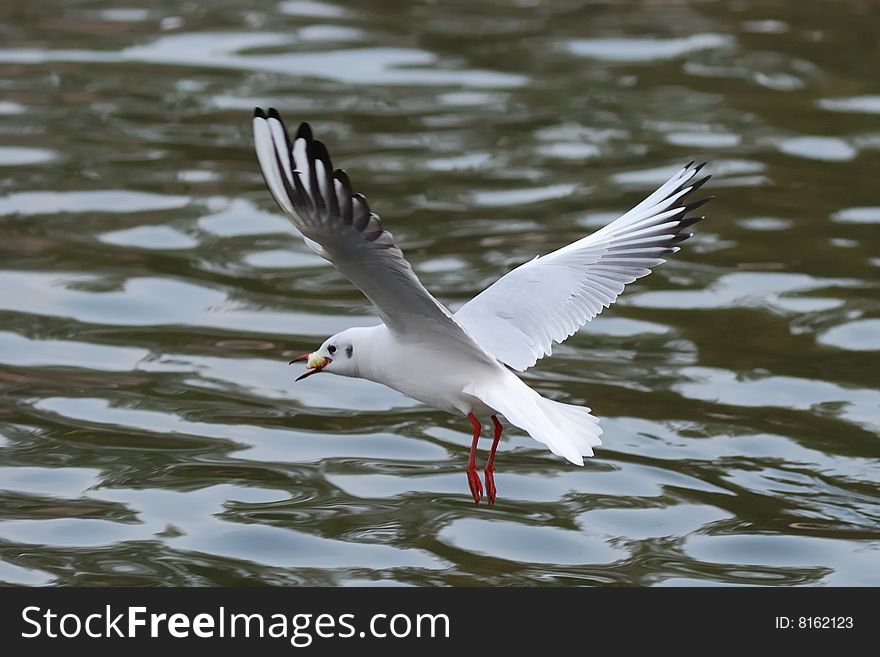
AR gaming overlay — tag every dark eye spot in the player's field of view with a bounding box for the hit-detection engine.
[328,345,336,355]
[345,345,353,358]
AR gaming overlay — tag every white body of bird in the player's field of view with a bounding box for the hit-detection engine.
[308,324,602,466]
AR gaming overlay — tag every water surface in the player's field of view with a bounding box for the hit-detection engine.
[1,0,878,586]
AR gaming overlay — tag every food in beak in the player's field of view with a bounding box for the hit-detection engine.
[292,352,331,382]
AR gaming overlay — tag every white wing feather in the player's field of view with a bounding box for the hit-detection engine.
[455,163,711,371]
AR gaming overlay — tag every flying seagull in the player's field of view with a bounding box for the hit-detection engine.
[252,108,711,506]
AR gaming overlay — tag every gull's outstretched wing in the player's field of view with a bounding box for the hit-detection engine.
[253,108,484,353]
[455,163,712,371]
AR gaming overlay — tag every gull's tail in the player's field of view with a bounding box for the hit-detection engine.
[464,375,602,465]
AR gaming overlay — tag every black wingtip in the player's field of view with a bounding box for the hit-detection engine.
[688,174,712,195]
[296,122,313,142]
[309,139,333,170]
[682,195,713,214]
[254,107,267,119]
[334,169,353,196]
[679,215,706,230]
[670,232,694,245]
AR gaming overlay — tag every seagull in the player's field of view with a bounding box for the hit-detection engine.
[252,108,711,506]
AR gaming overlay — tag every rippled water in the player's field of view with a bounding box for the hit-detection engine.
[1,0,879,586]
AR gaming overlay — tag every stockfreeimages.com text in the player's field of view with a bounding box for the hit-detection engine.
[21,606,450,646]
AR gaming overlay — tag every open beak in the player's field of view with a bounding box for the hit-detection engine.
[290,353,331,382]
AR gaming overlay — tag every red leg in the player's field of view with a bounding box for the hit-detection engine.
[485,415,503,506]
[465,412,483,505]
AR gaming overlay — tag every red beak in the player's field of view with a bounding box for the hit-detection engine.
[289,353,331,382]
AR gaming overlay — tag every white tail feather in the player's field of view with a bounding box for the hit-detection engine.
[464,377,602,465]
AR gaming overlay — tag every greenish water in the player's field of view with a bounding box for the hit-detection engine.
[1,0,878,586]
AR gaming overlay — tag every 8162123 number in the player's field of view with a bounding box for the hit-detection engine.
[775,617,853,629]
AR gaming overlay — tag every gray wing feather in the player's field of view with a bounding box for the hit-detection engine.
[253,108,493,361]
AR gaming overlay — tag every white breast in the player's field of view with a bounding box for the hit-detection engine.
[357,325,504,415]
